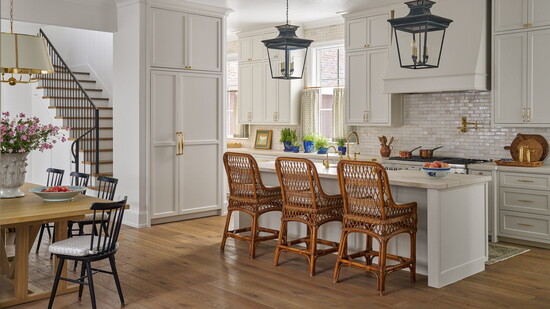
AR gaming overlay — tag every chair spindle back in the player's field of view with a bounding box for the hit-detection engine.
[96,176,118,201]
[46,168,65,186]
[89,196,127,255]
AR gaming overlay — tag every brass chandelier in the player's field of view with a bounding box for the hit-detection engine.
[0,0,54,85]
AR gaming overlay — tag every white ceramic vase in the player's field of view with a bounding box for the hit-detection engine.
[0,152,29,198]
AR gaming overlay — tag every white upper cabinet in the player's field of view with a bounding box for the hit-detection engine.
[493,33,527,124]
[346,13,390,51]
[239,33,271,62]
[494,0,550,33]
[346,51,368,124]
[150,8,222,72]
[187,14,222,72]
[528,29,550,124]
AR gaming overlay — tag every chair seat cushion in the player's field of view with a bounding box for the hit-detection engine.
[49,235,118,257]
[75,212,110,222]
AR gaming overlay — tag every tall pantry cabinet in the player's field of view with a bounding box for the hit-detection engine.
[147,2,229,223]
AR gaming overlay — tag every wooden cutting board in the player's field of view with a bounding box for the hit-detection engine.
[505,134,548,162]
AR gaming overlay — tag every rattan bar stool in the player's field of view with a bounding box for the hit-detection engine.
[221,152,282,259]
[334,160,417,295]
[274,157,344,276]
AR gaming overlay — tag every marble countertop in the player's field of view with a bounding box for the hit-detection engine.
[469,162,550,174]
[227,147,387,162]
[256,161,491,190]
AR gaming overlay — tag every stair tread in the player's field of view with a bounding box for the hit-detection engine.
[82,160,113,164]
[37,86,101,92]
[48,106,112,110]
[55,116,112,120]
[78,149,113,152]
[69,137,113,141]
[43,96,108,100]
[41,77,95,83]
[52,65,90,75]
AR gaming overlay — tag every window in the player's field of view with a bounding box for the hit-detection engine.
[313,46,345,140]
[226,56,249,138]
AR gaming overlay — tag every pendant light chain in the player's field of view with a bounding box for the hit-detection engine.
[286,0,289,25]
[10,0,14,33]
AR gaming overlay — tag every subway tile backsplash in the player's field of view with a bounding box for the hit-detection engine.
[229,90,550,162]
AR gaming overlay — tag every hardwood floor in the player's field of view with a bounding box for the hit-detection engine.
[4,216,550,308]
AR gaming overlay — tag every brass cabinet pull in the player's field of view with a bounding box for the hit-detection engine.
[527,24,533,28]
[517,200,534,203]
[364,44,370,48]
[517,179,534,183]
[522,108,526,122]
[523,24,528,28]
[517,223,534,227]
[248,58,252,61]
[365,110,369,122]
[478,172,484,175]
[180,132,184,154]
[176,132,183,155]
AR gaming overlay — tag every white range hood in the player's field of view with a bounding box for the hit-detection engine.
[384,0,489,94]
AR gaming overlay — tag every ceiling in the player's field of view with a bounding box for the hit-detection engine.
[183,0,403,34]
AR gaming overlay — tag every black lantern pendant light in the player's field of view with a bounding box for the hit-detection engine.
[262,0,313,79]
[388,0,453,69]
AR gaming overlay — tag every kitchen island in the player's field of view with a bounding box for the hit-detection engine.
[237,160,491,288]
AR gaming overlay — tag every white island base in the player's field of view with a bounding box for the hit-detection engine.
[237,162,490,288]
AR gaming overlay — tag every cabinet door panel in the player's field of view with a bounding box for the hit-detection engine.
[367,49,390,124]
[346,51,368,124]
[239,36,252,62]
[150,71,180,218]
[528,29,550,124]
[250,63,264,122]
[180,144,220,214]
[187,15,221,72]
[238,64,253,123]
[264,63,278,122]
[494,0,528,32]
[529,0,550,28]
[494,33,527,124]
[181,73,220,140]
[151,9,186,68]
[346,18,368,50]
[251,34,267,61]
[367,13,390,48]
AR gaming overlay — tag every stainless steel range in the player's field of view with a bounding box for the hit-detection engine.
[383,156,489,174]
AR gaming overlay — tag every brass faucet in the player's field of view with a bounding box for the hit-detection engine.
[323,146,341,168]
[346,131,360,160]
[457,116,478,133]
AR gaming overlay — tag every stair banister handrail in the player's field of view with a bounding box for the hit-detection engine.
[39,29,100,175]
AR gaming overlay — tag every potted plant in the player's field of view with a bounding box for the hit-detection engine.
[0,112,68,198]
[315,135,330,154]
[336,137,347,156]
[302,133,317,153]
[280,128,297,152]
[292,141,301,153]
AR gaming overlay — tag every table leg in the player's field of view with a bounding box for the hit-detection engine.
[14,226,30,299]
[53,221,68,292]
[0,229,10,277]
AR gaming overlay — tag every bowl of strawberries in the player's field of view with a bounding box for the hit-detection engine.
[30,186,86,201]
[422,161,451,178]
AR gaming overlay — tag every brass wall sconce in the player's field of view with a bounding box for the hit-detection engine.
[457,116,478,133]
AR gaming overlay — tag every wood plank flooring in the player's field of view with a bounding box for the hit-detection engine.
[4,215,550,308]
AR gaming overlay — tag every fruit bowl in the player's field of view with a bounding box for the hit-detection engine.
[30,186,87,201]
[422,167,451,178]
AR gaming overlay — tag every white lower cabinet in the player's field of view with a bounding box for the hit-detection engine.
[498,171,550,244]
[469,169,495,240]
[150,70,222,221]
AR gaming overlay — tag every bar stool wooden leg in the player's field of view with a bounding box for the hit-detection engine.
[220,210,233,252]
[249,214,259,259]
[273,221,287,266]
[333,230,348,283]
[366,235,373,266]
[378,239,388,296]
[410,232,416,283]
[308,226,318,276]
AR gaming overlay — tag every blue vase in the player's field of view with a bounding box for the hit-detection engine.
[292,146,300,153]
[338,146,347,156]
[317,147,328,154]
[303,141,315,153]
[283,141,293,152]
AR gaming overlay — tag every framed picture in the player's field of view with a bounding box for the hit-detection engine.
[254,130,273,149]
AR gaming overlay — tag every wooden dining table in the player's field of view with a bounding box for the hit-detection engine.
[0,183,109,308]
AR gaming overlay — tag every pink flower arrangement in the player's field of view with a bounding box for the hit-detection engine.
[0,112,69,154]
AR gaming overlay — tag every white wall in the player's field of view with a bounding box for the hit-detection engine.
[0,0,117,32]
[113,1,148,227]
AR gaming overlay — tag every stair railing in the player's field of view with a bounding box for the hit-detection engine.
[38,29,100,176]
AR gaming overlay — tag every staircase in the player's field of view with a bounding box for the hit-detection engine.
[37,30,113,187]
